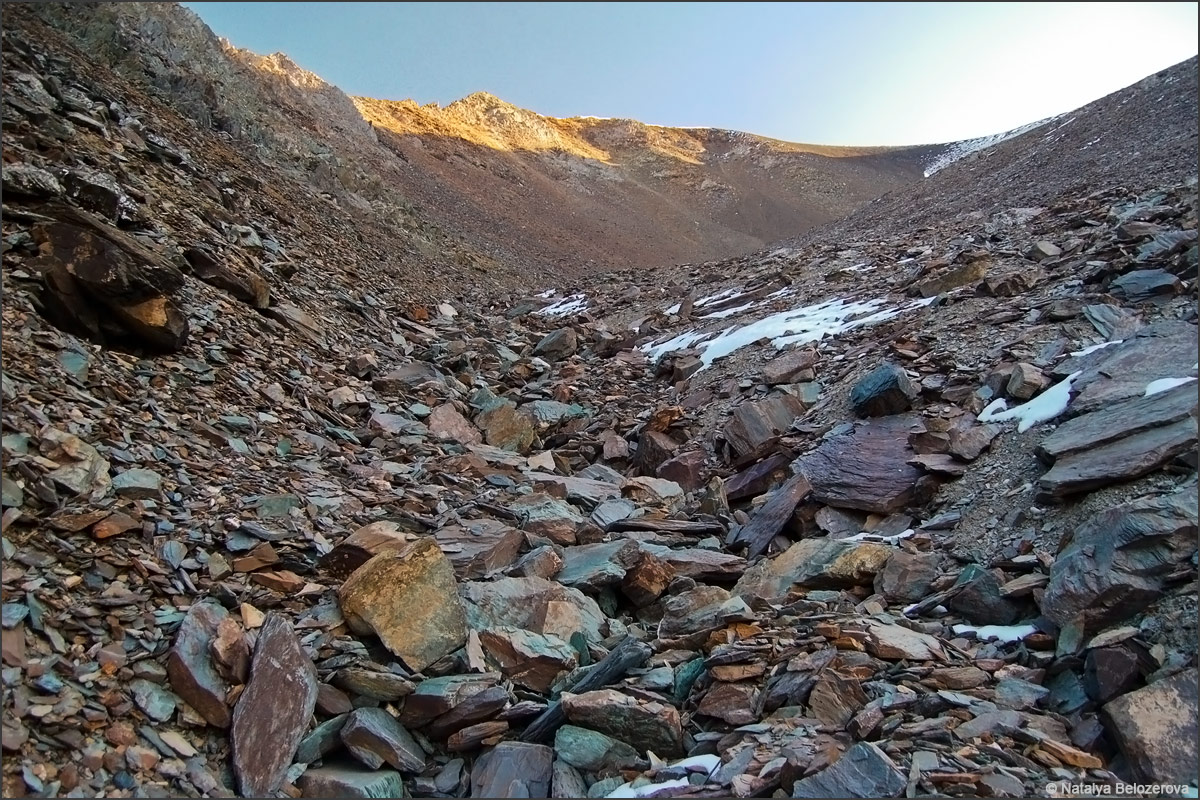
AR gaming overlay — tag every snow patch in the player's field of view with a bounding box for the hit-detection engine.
[843,528,914,544]
[664,302,681,315]
[642,296,934,368]
[1145,376,1197,396]
[923,114,1061,177]
[537,293,588,317]
[977,371,1081,433]
[606,755,722,798]
[952,623,1039,643]
[1069,340,1122,357]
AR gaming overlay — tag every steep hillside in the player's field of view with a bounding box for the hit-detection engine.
[12,2,942,275]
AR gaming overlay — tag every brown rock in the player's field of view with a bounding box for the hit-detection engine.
[635,428,679,475]
[863,621,946,661]
[320,521,412,580]
[620,549,676,607]
[436,519,524,579]
[809,672,867,727]
[697,682,758,725]
[478,627,577,692]
[656,449,708,491]
[427,403,482,445]
[211,617,250,685]
[723,393,806,461]
[874,550,940,603]
[726,472,812,557]
[339,537,468,672]
[794,415,929,514]
[763,347,817,385]
[1101,668,1198,784]
[231,613,318,797]
[341,708,426,772]
[1006,363,1048,400]
[561,689,683,757]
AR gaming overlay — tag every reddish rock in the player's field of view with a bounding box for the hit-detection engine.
[231,613,318,797]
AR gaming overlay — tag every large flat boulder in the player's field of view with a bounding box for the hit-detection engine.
[794,415,928,514]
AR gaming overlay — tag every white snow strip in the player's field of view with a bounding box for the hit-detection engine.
[1144,376,1197,396]
[1068,340,1122,357]
[843,528,914,544]
[606,754,722,798]
[923,114,1061,177]
[535,289,557,299]
[642,295,932,368]
[766,287,794,299]
[537,294,588,317]
[664,302,681,315]
[977,371,1081,433]
[643,330,711,362]
[902,603,948,616]
[695,287,745,308]
[607,779,689,798]
[697,301,758,320]
[952,623,1039,643]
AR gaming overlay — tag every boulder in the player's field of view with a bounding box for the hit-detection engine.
[790,742,906,798]
[1042,489,1197,633]
[1102,668,1198,784]
[533,328,578,361]
[850,363,917,418]
[339,537,469,671]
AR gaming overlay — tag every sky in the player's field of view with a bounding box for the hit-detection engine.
[183,2,1198,147]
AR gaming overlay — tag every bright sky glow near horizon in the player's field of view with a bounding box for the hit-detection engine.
[183,1,1198,147]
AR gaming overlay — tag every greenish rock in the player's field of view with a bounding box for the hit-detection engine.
[130,678,177,722]
[673,658,705,705]
[588,777,626,798]
[219,415,254,431]
[554,724,642,771]
[460,577,609,645]
[946,564,1021,625]
[298,763,406,798]
[58,349,90,382]
[557,540,639,591]
[519,400,590,429]
[2,604,29,629]
[2,476,23,508]
[247,493,300,519]
[112,468,163,500]
[408,403,432,418]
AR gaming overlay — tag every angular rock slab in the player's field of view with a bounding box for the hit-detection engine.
[554,725,641,772]
[478,627,577,693]
[435,519,523,580]
[297,763,405,799]
[1037,416,1196,499]
[1101,668,1198,784]
[460,577,608,645]
[340,707,426,772]
[339,537,468,672]
[794,415,928,514]
[791,741,906,798]
[724,393,806,460]
[1042,489,1197,633]
[561,689,683,757]
[471,741,553,798]
[166,600,232,728]
[734,538,892,601]
[231,614,318,797]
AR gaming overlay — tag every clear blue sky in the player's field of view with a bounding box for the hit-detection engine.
[183,2,1198,146]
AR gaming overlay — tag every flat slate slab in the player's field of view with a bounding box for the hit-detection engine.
[1037,381,1197,463]
[794,415,926,514]
[231,614,318,797]
[1038,417,1196,499]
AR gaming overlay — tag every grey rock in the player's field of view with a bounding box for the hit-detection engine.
[111,468,163,499]
[533,328,578,361]
[946,564,1021,625]
[341,707,425,772]
[790,742,905,798]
